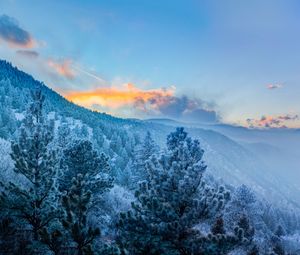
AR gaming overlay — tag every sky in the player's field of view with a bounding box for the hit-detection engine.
[0,0,300,128]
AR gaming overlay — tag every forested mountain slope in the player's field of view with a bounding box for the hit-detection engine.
[0,59,299,208]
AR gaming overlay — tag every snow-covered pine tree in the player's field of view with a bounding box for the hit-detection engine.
[238,214,255,241]
[39,228,64,255]
[59,139,114,254]
[211,217,225,235]
[117,127,245,255]
[268,224,286,255]
[133,131,158,182]
[0,80,17,139]
[59,139,113,194]
[1,90,58,241]
[0,217,16,254]
[129,131,158,188]
[274,225,285,238]
[56,122,72,150]
[61,174,100,255]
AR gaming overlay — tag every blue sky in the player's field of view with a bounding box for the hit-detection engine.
[0,0,300,128]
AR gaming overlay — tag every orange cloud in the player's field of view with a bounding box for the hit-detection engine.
[247,114,299,128]
[65,83,175,109]
[48,59,76,79]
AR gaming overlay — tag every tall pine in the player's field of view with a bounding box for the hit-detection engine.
[124,131,158,189]
[61,174,100,255]
[60,139,114,254]
[1,90,58,241]
[118,127,245,255]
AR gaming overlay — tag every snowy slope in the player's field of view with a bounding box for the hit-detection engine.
[0,59,299,209]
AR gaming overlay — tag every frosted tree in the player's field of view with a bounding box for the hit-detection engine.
[274,225,285,237]
[0,217,16,254]
[211,217,225,235]
[237,214,255,241]
[133,131,158,180]
[269,224,286,255]
[129,131,158,188]
[118,127,245,255]
[60,139,114,254]
[61,174,100,255]
[59,139,113,194]
[0,90,17,139]
[224,185,263,233]
[0,138,15,184]
[56,122,72,150]
[1,90,58,241]
[39,228,64,255]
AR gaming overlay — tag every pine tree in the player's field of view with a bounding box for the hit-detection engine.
[56,122,72,150]
[130,131,158,188]
[271,225,286,255]
[0,217,16,254]
[238,214,255,241]
[1,90,58,241]
[211,217,225,235]
[117,127,245,255]
[39,228,64,255]
[272,243,285,255]
[60,140,113,254]
[274,225,285,237]
[247,245,259,255]
[61,174,101,255]
[59,139,113,194]
[224,184,263,236]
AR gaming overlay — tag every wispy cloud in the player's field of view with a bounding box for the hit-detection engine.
[246,114,299,128]
[267,83,283,90]
[0,15,35,48]
[47,59,76,79]
[16,50,39,58]
[72,65,106,83]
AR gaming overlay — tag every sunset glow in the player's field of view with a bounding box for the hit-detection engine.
[65,83,175,110]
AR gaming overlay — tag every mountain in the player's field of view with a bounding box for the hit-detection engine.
[0,59,299,209]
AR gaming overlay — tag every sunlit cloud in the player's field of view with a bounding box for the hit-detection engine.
[47,59,76,79]
[0,15,35,48]
[246,114,299,128]
[64,84,219,122]
[65,83,175,109]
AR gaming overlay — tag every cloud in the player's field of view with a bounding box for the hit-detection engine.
[267,83,283,90]
[246,114,299,128]
[47,59,76,79]
[0,15,34,48]
[16,50,39,58]
[65,84,219,122]
[153,95,218,123]
[65,83,174,109]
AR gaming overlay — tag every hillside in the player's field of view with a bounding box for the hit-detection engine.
[0,59,299,209]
